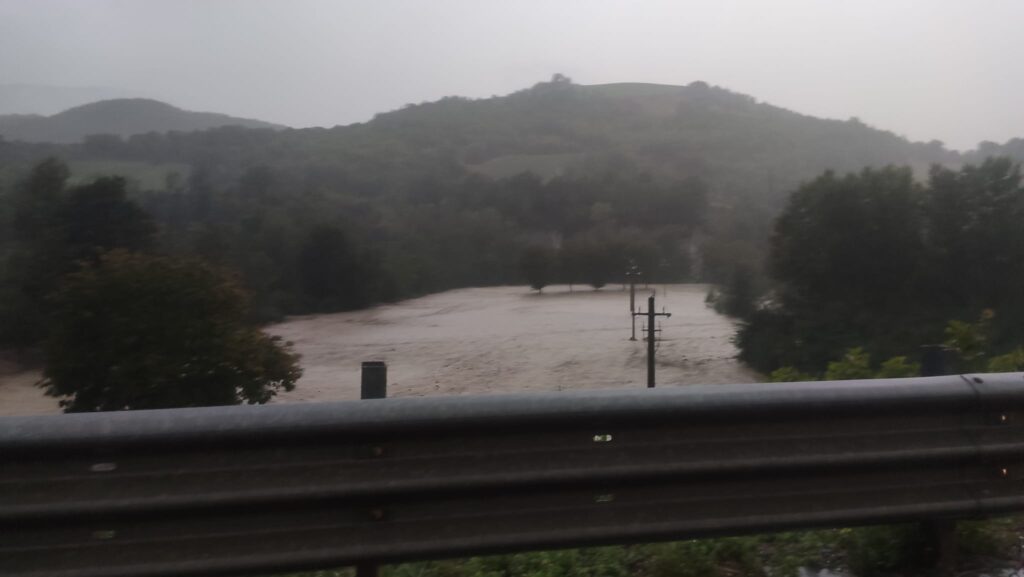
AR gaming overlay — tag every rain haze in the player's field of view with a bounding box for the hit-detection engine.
[8,1,1024,574]
[1,0,1022,150]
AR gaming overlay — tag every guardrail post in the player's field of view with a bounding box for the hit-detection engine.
[923,519,957,577]
[919,347,956,576]
[921,345,950,377]
[358,361,387,577]
[647,296,656,387]
[361,361,387,400]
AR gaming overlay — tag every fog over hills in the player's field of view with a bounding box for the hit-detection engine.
[1,76,1023,375]
[0,84,141,116]
[369,79,961,196]
[1,78,1021,207]
[0,98,285,143]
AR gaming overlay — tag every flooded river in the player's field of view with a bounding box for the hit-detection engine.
[0,284,759,415]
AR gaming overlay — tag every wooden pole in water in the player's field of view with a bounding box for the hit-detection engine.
[627,265,641,341]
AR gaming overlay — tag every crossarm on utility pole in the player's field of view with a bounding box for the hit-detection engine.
[633,294,671,388]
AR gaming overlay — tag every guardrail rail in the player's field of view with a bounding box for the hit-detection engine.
[3,373,1024,577]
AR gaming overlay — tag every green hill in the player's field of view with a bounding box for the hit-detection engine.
[355,79,960,204]
[2,78,991,204]
[1,77,1022,326]
[3,77,1016,216]
[0,98,284,143]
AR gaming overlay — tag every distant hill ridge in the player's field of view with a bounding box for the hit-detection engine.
[0,98,285,143]
[2,78,1021,205]
[354,78,975,199]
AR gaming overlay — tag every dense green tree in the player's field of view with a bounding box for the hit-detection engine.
[0,160,158,347]
[11,157,69,239]
[40,251,301,412]
[297,225,372,311]
[60,176,156,262]
[562,238,615,290]
[771,166,924,311]
[713,265,757,318]
[925,159,1024,313]
[740,159,1024,374]
[520,245,555,292]
[0,159,71,346]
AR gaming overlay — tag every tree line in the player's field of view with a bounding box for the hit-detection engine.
[7,75,1005,307]
[0,157,709,409]
[129,160,707,318]
[730,157,1024,376]
[0,159,300,411]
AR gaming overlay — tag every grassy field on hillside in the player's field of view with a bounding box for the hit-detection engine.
[69,160,190,190]
[465,153,582,181]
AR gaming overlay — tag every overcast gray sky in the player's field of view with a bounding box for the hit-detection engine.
[1,0,1021,150]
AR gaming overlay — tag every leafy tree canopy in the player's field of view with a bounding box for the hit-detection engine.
[0,158,157,346]
[40,251,301,412]
[520,245,556,292]
[740,159,1024,374]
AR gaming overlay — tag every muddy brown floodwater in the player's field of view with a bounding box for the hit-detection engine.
[0,284,760,416]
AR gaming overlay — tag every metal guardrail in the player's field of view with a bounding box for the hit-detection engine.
[3,373,1024,577]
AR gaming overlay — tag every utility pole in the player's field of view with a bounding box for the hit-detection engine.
[633,294,671,388]
[626,264,642,341]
